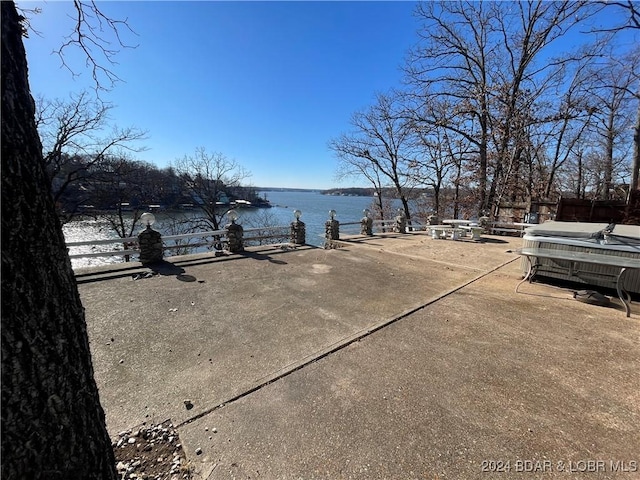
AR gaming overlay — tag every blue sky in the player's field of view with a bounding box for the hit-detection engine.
[19,1,638,190]
[22,1,420,189]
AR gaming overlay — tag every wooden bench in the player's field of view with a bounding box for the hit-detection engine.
[516,247,640,317]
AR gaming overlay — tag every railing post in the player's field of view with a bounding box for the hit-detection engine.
[324,209,339,248]
[290,210,306,245]
[360,209,373,236]
[225,211,244,253]
[479,215,490,233]
[394,210,406,233]
[138,213,163,265]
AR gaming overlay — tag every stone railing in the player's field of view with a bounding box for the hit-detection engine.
[66,214,306,266]
[66,209,428,266]
[322,209,424,247]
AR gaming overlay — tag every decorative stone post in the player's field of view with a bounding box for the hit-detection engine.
[394,210,406,233]
[360,208,373,236]
[138,213,163,265]
[225,210,244,253]
[478,215,491,233]
[324,209,339,247]
[290,209,306,245]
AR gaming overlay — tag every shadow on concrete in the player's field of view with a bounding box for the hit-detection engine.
[340,234,512,247]
[149,260,186,276]
[337,233,426,247]
[479,237,510,244]
[76,260,192,284]
[148,260,202,282]
[176,274,197,282]
[240,250,288,265]
[169,245,309,270]
[75,264,144,283]
[74,245,314,283]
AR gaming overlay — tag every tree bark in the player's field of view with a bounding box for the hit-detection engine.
[1,2,117,479]
[629,101,640,197]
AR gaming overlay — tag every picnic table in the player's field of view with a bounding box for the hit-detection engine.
[442,220,469,240]
[442,219,471,227]
[428,225,455,239]
[429,221,483,241]
[443,220,484,240]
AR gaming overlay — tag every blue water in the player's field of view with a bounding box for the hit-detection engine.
[252,191,380,244]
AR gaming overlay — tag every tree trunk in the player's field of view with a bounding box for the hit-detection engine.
[629,101,640,201]
[478,113,489,216]
[603,110,615,199]
[575,150,584,199]
[1,2,117,479]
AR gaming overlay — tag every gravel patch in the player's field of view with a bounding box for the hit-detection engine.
[113,421,193,480]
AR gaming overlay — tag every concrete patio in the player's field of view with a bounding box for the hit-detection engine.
[76,232,639,479]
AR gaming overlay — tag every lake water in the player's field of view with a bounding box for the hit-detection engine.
[63,191,387,269]
[259,190,382,238]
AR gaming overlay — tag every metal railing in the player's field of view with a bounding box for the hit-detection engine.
[338,221,362,236]
[66,236,140,259]
[373,218,425,233]
[334,218,426,236]
[161,229,227,253]
[242,226,290,246]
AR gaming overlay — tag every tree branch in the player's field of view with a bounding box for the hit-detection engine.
[55,0,138,91]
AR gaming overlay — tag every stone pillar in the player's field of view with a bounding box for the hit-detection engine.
[478,215,490,233]
[226,221,244,253]
[325,219,339,243]
[360,215,373,236]
[394,212,406,233]
[138,227,163,265]
[290,220,306,245]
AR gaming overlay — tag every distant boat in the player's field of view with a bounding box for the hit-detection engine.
[232,198,273,208]
[233,199,255,208]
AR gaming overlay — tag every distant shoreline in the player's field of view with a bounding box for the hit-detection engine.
[260,187,375,197]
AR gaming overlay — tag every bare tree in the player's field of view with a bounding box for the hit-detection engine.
[88,155,158,260]
[35,91,147,222]
[591,1,640,201]
[405,1,495,215]
[488,1,597,216]
[408,106,461,217]
[594,0,640,31]
[513,44,600,202]
[584,52,638,199]
[406,1,603,217]
[55,0,138,90]
[329,92,416,221]
[333,150,388,220]
[174,147,250,231]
